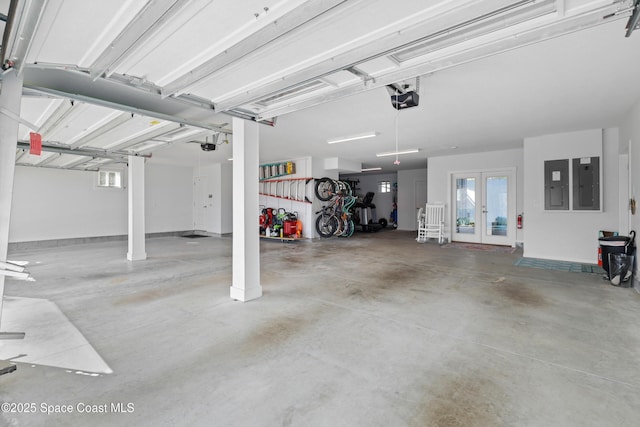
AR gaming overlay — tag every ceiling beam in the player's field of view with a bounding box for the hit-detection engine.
[161,0,349,98]
[256,1,631,120]
[89,0,201,80]
[24,66,231,132]
[1,0,48,73]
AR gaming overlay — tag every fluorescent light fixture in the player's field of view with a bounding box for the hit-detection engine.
[327,132,378,144]
[361,167,382,172]
[227,158,233,161]
[376,149,419,157]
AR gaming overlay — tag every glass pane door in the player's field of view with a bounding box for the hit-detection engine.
[451,170,515,246]
[482,175,509,245]
[453,175,480,243]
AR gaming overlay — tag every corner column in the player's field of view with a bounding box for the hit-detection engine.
[127,155,147,261]
[230,117,262,302]
[0,69,23,330]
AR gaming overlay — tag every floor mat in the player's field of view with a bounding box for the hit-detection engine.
[514,257,605,274]
[440,242,517,253]
[181,234,209,238]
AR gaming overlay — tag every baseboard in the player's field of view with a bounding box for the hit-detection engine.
[8,231,195,251]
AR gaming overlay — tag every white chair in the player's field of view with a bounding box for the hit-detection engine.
[418,204,445,244]
[416,207,426,242]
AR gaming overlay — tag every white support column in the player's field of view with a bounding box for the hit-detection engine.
[230,117,262,302]
[0,69,24,330]
[127,155,147,261]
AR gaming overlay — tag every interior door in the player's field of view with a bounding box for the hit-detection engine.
[452,170,515,246]
[193,176,211,231]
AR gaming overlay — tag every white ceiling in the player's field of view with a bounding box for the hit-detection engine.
[1,0,640,172]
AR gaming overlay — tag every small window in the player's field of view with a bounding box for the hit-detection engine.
[97,170,122,188]
[378,181,391,193]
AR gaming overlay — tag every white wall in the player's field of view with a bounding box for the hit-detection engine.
[619,98,640,291]
[397,168,427,231]
[428,148,524,242]
[523,128,619,264]
[146,163,193,233]
[9,162,194,243]
[195,163,233,234]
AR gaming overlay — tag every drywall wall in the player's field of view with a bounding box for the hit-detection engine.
[427,148,524,242]
[9,162,193,243]
[195,163,233,234]
[397,168,427,231]
[523,128,620,264]
[146,163,193,233]
[619,98,640,292]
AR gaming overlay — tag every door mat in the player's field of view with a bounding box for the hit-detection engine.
[181,234,209,239]
[514,257,605,273]
[441,242,517,253]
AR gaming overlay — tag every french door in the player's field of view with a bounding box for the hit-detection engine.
[451,169,516,246]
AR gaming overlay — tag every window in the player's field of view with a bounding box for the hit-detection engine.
[97,170,122,188]
[378,181,391,193]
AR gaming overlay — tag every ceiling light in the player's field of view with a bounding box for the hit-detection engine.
[376,149,419,157]
[227,158,233,161]
[327,132,378,144]
[361,167,382,172]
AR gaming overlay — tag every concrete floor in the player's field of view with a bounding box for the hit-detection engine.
[1,230,639,426]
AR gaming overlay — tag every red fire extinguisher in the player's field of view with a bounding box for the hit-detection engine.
[517,213,523,229]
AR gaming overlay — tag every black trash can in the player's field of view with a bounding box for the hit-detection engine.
[599,231,635,280]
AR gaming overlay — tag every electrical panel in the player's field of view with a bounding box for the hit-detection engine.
[572,157,600,210]
[544,159,569,210]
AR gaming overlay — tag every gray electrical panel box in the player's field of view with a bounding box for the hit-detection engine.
[572,157,600,210]
[544,159,569,210]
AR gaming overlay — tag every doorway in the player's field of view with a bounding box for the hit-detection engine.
[451,169,516,246]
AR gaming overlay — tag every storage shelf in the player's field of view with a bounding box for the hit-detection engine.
[259,177,313,204]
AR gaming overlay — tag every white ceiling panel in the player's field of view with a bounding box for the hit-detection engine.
[321,70,363,88]
[354,56,400,78]
[45,103,117,143]
[28,0,146,66]
[81,116,170,150]
[190,0,453,102]
[112,0,309,85]
[18,97,64,139]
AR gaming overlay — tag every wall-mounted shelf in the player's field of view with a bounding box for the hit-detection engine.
[259,178,313,204]
[260,161,296,181]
